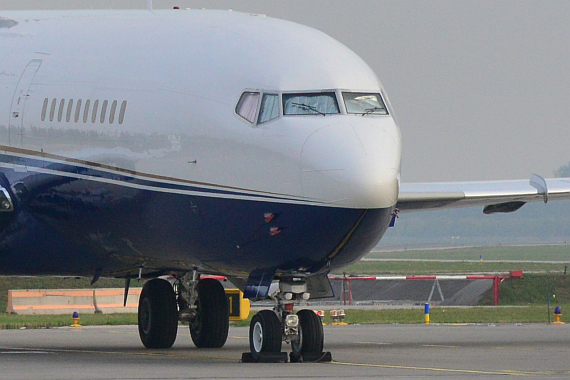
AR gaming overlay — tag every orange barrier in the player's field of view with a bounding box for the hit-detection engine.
[6,288,142,315]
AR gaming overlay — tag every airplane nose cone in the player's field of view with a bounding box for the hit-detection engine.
[300,121,401,208]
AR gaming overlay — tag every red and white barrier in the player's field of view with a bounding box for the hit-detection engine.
[329,272,520,306]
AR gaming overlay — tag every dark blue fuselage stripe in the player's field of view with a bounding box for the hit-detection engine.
[0,153,324,205]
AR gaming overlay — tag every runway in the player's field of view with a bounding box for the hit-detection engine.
[1,323,569,379]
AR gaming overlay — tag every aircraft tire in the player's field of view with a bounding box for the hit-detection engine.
[190,278,229,348]
[138,279,178,349]
[291,309,324,355]
[249,310,282,360]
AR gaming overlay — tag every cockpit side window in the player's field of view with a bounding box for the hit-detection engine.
[343,92,389,115]
[236,92,260,123]
[283,92,340,116]
[258,93,279,124]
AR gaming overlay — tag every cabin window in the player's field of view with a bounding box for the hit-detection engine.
[91,100,99,123]
[58,99,66,122]
[109,100,118,124]
[258,93,279,124]
[66,99,74,122]
[75,99,82,122]
[41,98,48,121]
[118,101,127,124]
[236,92,260,123]
[283,92,339,115]
[100,100,108,123]
[83,100,91,123]
[36,98,128,125]
[342,92,388,115]
[49,98,57,121]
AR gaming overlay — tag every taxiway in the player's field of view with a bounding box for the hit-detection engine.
[1,323,569,379]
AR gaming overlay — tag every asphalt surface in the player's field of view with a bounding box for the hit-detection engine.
[1,323,569,379]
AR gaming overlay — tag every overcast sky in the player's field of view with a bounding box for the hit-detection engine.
[3,1,570,183]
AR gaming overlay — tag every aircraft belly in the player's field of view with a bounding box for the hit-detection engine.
[0,155,393,277]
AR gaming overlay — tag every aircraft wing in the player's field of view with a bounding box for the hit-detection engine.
[397,175,570,214]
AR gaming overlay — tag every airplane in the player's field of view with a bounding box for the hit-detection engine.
[1,7,570,361]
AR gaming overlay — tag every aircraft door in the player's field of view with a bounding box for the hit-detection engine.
[9,59,43,148]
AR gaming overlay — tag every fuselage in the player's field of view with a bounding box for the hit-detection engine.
[0,10,401,279]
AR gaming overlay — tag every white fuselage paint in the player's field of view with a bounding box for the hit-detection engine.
[0,10,401,210]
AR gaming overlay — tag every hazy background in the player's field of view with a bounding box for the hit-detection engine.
[3,0,570,183]
[2,1,570,247]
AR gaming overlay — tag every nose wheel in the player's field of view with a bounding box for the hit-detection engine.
[243,277,331,363]
[249,310,282,361]
[290,309,324,359]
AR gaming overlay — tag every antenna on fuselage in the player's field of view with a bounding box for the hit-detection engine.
[147,0,153,12]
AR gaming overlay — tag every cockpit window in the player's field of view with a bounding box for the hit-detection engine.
[236,92,260,123]
[258,93,279,124]
[343,92,389,115]
[283,92,339,116]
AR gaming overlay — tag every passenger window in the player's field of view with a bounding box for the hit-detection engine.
[258,94,279,124]
[49,98,56,121]
[83,100,91,123]
[343,92,388,115]
[100,100,108,123]
[236,92,260,123]
[41,98,48,121]
[66,99,73,122]
[58,99,65,122]
[283,92,339,115]
[109,100,117,124]
[118,101,127,124]
[91,100,99,123]
[75,99,82,122]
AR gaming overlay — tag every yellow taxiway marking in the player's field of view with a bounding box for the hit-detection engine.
[329,361,547,376]
[422,344,459,348]
[108,330,138,335]
[492,346,534,351]
[357,342,391,345]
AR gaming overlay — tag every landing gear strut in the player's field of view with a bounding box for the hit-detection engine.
[244,276,331,363]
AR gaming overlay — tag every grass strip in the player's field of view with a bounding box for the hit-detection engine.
[334,261,566,275]
[230,304,569,327]
[0,304,567,329]
[367,245,570,262]
[0,313,138,329]
[338,305,568,325]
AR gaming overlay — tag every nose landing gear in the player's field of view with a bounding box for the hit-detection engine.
[243,277,332,363]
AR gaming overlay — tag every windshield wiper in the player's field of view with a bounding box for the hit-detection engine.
[292,102,326,116]
[362,107,384,115]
